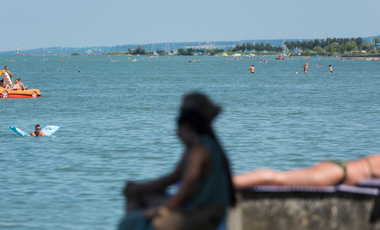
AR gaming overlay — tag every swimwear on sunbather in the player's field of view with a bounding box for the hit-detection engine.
[332,157,374,184]
[331,161,347,184]
[365,157,374,178]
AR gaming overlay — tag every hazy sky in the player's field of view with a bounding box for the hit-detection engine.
[2,0,379,52]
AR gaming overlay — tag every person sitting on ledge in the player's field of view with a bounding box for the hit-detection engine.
[119,93,236,230]
[123,92,230,212]
[233,154,380,189]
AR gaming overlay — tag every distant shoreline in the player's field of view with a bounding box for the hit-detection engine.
[10,54,380,59]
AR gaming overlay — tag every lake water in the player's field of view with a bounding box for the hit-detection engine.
[1,55,379,229]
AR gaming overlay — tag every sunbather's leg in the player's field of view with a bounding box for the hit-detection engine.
[233,162,345,189]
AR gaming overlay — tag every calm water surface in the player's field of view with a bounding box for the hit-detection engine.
[1,55,379,229]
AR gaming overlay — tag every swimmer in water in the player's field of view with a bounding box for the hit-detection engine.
[30,124,45,136]
[249,65,255,74]
[305,62,309,68]
[264,59,267,63]
[303,64,307,74]
[329,65,333,74]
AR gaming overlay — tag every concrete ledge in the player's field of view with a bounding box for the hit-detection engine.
[228,188,380,230]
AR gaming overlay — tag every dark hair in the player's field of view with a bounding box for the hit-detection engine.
[4,66,8,69]
[178,109,212,137]
[177,109,236,207]
[18,78,21,81]
[35,124,40,129]
[182,92,221,123]
[329,65,331,67]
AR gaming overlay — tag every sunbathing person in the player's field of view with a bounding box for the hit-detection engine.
[233,154,380,189]
[17,78,28,90]
[30,125,45,136]
[119,95,236,230]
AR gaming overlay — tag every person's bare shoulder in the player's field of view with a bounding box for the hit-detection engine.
[191,143,208,154]
[189,144,211,162]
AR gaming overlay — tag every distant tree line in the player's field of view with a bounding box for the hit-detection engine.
[228,37,376,54]
[177,48,225,55]
[232,43,284,52]
[128,46,146,54]
[284,37,374,53]
[107,37,379,56]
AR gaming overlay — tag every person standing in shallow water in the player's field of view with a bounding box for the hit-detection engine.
[329,65,333,74]
[249,65,255,74]
[119,93,236,230]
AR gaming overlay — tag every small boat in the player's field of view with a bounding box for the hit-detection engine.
[1,70,41,98]
[189,58,200,62]
[1,87,41,98]
[372,58,379,61]
[275,54,285,60]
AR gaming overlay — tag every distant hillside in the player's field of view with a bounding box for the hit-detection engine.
[1,36,379,55]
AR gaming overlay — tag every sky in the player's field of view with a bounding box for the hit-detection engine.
[2,0,379,52]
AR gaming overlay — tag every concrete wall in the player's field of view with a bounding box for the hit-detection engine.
[228,192,380,230]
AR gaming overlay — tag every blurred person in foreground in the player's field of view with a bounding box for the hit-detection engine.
[119,93,236,230]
